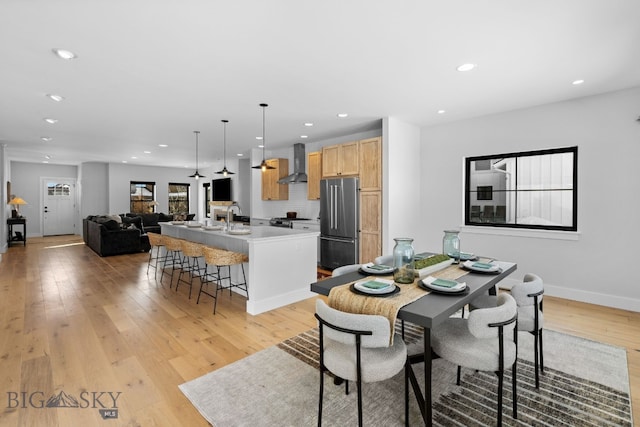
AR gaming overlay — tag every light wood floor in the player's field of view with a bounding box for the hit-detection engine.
[1,236,638,426]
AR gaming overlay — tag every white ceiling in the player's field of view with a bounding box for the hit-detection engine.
[2,0,639,170]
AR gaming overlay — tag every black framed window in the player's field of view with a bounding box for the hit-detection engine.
[465,146,577,231]
[168,183,190,215]
[130,181,155,214]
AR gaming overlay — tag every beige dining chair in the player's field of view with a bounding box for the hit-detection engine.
[470,273,545,388]
[431,293,518,426]
[374,254,393,265]
[315,299,407,427]
[331,264,362,277]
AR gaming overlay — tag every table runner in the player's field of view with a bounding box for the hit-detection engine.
[328,264,469,343]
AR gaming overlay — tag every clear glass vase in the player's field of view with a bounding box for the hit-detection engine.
[443,230,461,264]
[393,237,415,284]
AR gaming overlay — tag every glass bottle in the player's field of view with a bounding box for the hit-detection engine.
[393,237,415,284]
[443,230,461,264]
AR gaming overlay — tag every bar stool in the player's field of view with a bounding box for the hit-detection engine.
[198,247,248,314]
[176,240,206,299]
[160,236,184,288]
[146,233,166,276]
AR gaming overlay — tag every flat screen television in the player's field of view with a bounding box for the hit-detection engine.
[211,177,232,202]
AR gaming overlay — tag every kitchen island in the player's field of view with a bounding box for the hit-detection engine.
[160,223,318,315]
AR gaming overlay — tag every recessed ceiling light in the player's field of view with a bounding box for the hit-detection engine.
[304,122,313,127]
[300,135,308,139]
[131,156,137,159]
[158,144,168,148]
[46,94,65,102]
[437,110,446,114]
[41,137,52,142]
[572,79,585,85]
[456,63,476,72]
[237,153,243,157]
[42,161,49,164]
[52,48,77,60]
[45,155,52,160]
[256,136,263,140]
[337,113,348,118]
[258,144,264,148]
[143,150,151,154]
[44,118,58,124]
[122,160,128,163]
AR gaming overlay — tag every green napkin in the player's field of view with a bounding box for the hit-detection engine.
[430,278,459,288]
[472,262,493,269]
[360,280,391,290]
[369,264,392,270]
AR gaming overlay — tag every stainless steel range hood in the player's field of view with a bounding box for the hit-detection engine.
[278,143,308,184]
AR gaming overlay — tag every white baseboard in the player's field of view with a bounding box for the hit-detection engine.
[498,278,640,313]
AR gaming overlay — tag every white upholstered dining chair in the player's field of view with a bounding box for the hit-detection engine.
[470,273,545,388]
[331,263,362,277]
[315,299,407,427]
[431,293,518,426]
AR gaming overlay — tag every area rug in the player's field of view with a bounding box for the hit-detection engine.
[179,323,633,426]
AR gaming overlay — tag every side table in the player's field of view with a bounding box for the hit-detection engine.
[7,217,26,246]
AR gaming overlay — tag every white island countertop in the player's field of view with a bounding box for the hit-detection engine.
[160,222,318,315]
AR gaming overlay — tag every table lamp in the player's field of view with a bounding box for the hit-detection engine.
[8,196,27,218]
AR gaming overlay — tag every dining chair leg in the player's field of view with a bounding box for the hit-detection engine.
[497,369,504,427]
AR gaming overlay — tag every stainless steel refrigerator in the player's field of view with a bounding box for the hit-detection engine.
[320,177,359,270]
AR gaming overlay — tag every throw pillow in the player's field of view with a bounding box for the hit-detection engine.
[107,214,122,224]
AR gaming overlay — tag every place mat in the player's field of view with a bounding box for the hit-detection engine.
[328,265,469,344]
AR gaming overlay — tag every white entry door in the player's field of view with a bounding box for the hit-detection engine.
[43,178,77,236]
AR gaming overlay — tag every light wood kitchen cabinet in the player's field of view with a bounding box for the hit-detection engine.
[261,158,289,200]
[321,141,359,177]
[307,151,322,200]
[358,137,382,191]
[359,191,381,263]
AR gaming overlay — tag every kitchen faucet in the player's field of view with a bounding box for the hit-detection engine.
[226,202,241,228]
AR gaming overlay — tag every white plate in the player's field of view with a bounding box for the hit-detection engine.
[462,260,500,273]
[354,278,395,294]
[421,276,467,293]
[360,263,394,275]
[228,228,251,235]
[203,225,223,231]
[169,221,185,225]
[185,222,202,228]
[449,252,477,261]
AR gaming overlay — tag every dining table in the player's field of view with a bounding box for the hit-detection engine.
[310,255,517,426]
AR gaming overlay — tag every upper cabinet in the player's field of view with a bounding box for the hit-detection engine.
[307,151,322,200]
[261,158,289,200]
[321,141,359,177]
[358,137,382,191]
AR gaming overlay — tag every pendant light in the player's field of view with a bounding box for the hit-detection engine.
[252,103,276,171]
[215,119,234,176]
[188,130,205,179]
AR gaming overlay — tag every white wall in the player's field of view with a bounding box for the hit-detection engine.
[419,86,640,312]
[383,117,423,255]
[9,161,79,237]
[106,162,210,217]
